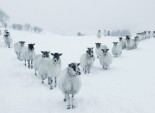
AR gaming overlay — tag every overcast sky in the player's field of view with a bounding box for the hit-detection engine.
[0,0,155,35]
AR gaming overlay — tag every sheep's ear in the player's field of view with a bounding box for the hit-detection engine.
[19,41,21,43]
[33,43,35,45]
[59,53,62,56]
[92,47,94,49]
[23,41,26,43]
[41,51,44,53]
[48,51,50,53]
[68,64,71,67]
[51,53,54,56]
[106,49,109,52]
[101,49,104,52]
[77,63,80,66]
[113,42,115,44]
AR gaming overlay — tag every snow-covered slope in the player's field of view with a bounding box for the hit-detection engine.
[0,30,155,113]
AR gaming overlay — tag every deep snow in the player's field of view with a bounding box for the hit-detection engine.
[0,30,155,113]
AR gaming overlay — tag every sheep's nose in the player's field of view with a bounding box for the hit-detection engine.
[54,59,57,62]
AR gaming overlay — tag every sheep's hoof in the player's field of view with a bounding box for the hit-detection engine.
[64,99,67,102]
[42,81,44,84]
[72,105,76,109]
[48,82,51,85]
[67,106,71,109]
[31,66,33,69]
[35,73,37,76]
[50,86,53,89]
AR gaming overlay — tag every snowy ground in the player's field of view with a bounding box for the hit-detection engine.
[0,30,155,113]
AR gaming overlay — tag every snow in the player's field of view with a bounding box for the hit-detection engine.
[0,30,155,113]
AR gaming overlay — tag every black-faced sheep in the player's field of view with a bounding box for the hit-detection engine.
[59,63,81,109]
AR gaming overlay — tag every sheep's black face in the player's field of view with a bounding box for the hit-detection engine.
[86,47,94,57]
[95,43,101,48]
[126,35,130,40]
[68,63,81,76]
[126,37,130,41]
[41,51,50,58]
[134,36,138,41]
[101,49,109,56]
[113,42,118,46]
[51,53,62,63]
[119,37,122,41]
[19,41,25,46]
[28,44,35,51]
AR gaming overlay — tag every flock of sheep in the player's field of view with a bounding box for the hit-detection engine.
[1,29,155,109]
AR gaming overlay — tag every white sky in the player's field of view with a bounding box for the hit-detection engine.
[0,0,155,35]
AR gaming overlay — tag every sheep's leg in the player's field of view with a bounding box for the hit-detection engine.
[88,66,91,74]
[24,60,26,66]
[48,77,51,85]
[41,76,45,84]
[64,93,69,102]
[71,94,76,109]
[67,94,71,109]
[31,60,33,69]
[50,79,53,89]
[28,60,30,69]
[54,77,57,87]
[35,69,37,76]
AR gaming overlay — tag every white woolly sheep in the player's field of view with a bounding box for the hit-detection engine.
[14,41,25,60]
[80,47,95,74]
[119,37,126,49]
[132,36,139,49]
[21,44,35,69]
[97,30,101,38]
[59,63,81,109]
[3,32,12,48]
[126,36,134,50]
[33,51,50,76]
[99,49,113,70]
[112,42,122,57]
[95,43,107,58]
[47,53,62,89]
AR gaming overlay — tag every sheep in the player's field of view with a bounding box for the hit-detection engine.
[153,31,155,38]
[126,36,134,50]
[119,37,126,49]
[14,41,25,60]
[38,52,62,89]
[132,36,139,49]
[97,30,102,38]
[59,62,81,109]
[99,49,113,70]
[80,47,95,74]
[47,53,62,89]
[33,51,50,76]
[21,44,35,69]
[112,42,122,57]
[95,43,107,58]
[3,32,12,48]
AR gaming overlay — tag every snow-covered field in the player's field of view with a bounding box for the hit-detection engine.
[0,30,155,113]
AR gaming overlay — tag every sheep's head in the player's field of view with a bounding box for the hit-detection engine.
[68,63,81,76]
[134,36,139,41]
[119,37,122,41]
[126,35,130,40]
[113,42,118,46]
[86,47,94,57]
[95,43,101,48]
[101,49,109,56]
[19,41,25,46]
[41,51,50,58]
[51,53,62,63]
[28,44,35,51]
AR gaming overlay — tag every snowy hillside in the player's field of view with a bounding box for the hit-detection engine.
[0,30,155,113]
